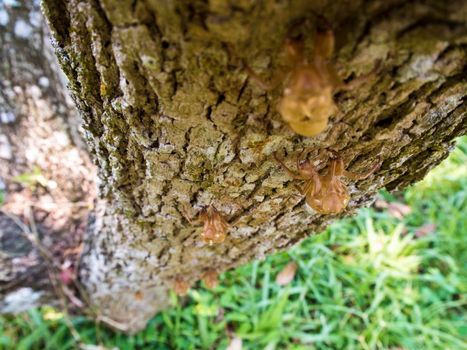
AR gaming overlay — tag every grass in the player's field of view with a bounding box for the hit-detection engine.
[1,136,466,350]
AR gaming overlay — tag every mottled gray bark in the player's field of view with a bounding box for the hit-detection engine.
[4,0,467,333]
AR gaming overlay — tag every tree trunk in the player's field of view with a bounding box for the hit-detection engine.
[5,0,467,332]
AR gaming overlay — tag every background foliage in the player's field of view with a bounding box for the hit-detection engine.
[0,137,466,350]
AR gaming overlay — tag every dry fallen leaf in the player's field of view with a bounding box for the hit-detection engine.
[59,266,75,285]
[387,202,412,219]
[415,223,436,238]
[374,199,389,209]
[226,337,242,350]
[342,255,355,264]
[216,307,225,323]
[80,345,118,350]
[276,261,298,286]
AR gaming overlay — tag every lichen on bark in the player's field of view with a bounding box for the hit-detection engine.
[38,0,467,332]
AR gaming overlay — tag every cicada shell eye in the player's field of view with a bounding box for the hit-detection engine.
[278,96,303,124]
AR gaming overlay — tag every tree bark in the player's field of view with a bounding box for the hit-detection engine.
[6,0,467,332]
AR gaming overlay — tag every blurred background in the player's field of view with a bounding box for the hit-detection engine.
[0,137,465,349]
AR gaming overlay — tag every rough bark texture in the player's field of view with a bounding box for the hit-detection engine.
[28,0,467,332]
[0,0,95,312]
